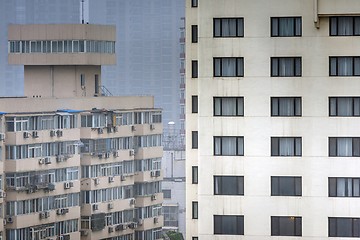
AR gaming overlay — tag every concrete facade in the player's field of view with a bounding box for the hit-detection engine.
[186,0,360,239]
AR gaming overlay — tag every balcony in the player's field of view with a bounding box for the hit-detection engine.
[318,0,360,16]
[80,175,134,191]
[81,198,134,216]
[134,146,163,160]
[81,149,134,165]
[135,192,163,208]
[134,170,163,183]
[132,123,163,136]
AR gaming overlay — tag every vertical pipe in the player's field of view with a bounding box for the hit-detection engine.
[314,0,320,28]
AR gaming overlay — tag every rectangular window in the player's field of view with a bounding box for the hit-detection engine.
[329,177,360,197]
[330,16,360,36]
[271,137,302,156]
[214,18,244,37]
[329,97,360,116]
[271,17,302,37]
[192,25,198,43]
[214,215,244,235]
[214,97,244,116]
[214,136,244,156]
[329,217,360,237]
[271,97,302,116]
[192,166,198,184]
[80,74,85,88]
[271,57,302,77]
[329,57,360,76]
[192,238,198,240]
[214,57,244,77]
[192,202,198,219]
[329,137,360,157]
[192,131,198,149]
[94,74,99,94]
[163,189,171,199]
[192,96,198,113]
[191,0,198,7]
[214,176,244,195]
[271,216,302,236]
[192,60,198,78]
[271,176,302,196]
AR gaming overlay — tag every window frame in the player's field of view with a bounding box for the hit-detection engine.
[192,60,198,78]
[191,0,198,7]
[192,166,198,184]
[330,16,360,36]
[214,136,244,156]
[213,97,244,116]
[214,176,244,195]
[271,176,302,196]
[214,215,244,235]
[329,56,360,76]
[271,17,302,37]
[329,177,360,197]
[192,96,198,113]
[271,57,302,77]
[271,216,302,236]
[271,137,302,157]
[329,97,360,116]
[213,18,244,38]
[329,217,360,237]
[271,97,302,117]
[192,201,198,219]
[192,131,198,149]
[329,137,360,157]
[191,25,198,43]
[213,57,244,77]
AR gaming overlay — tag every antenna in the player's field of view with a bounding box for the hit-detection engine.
[81,0,84,24]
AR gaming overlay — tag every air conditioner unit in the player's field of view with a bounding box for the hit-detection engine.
[69,182,74,188]
[151,194,157,201]
[137,218,144,226]
[32,131,39,138]
[120,175,126,181]
[39,158,45,165]
[155,170,161,177]
[64,182,71,189]
[108,226,114,233]
[108,202,113,209]
[47,183,55,191]
[56,155,64,162]
[80,230,88,236]
[105,152,110,158]
[56,209,62,215]
[92,204,99,211]
[90,152,96,157]
[61,208,69,214]
[113,126,118,132]
[115,224,127,231]
[150,171,156,177]
[6,216,13,223]
[153,217,159,224]
[107,126,113,133]
[97,128,103,134]
[39,212,46,219]
[45,211,50,218]
[98,153,104,159]
[44,157,51,164]
[131,125,136,131]
[23,131,30,138]
[50,130,56,137]
[130,198,136,205]
[94,178,100,185]
[0,133,5,141]
[128,222,137,229]
[113,151,119,157]
[56,130,63,137]
[150,124,155,130]
[129,149,135,156]
[108,176,114,183]
[0,190,6,198]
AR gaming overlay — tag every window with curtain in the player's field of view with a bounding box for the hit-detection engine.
[271,17,302,37]
[271,216,302,236]
[192,60,198,78]
[330,57,360,76]
[329,97,360,116]
[214,97,244,116]
[271,176,302,196]
[191,0,198,7]
[192,131,198,149]
[271,97,302,116]
[214,215,244,235]
[192,166,198,184]
[271,137,302,156]
[329,177,360,197]
[214,136,244,156]
[329,217,360,237]
[214,18,244,37]
[192,96,198,113]
[214,176,244,195]
[329,137,360,157]
[214,57,244,77]
[192,202,198,219]
[330,16,360,36]
[192,25,198,43]
[271,57,302,77]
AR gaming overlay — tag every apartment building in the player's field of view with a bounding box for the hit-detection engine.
[186,0,360,239]
[3,24,163,240]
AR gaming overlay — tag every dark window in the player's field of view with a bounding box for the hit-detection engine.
[192,238,198,240]
[192,25,198,43]
[271,97,302,116]
[271,17,302,37]
[192,166,198,184]
[271,137,302,156]
[271,176,302,196]
[80,74,85,87]
[214,136,244,156]
[214,215,244,235]
[329,217,360,237]
[192,60,198,78]
[329,57,360,76]
[330,16,360,36]
[329,177,360,197]
[163,189,171,199]
[191,0,198,7]
[271,216,302,236]
[214,97,244,116]
[192,96,198,113]
[192,202,198,219]
[192,131,198,149]
[214,176,244,195]
[94,74,99,94]
[214,57,244,77]
[329,97,360,116]
[271,57,302,77]
[329,137,360,157]
[214,18,244,37]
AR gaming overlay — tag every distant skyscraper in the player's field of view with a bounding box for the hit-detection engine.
[88,0,185,132]
[0,0,80,96]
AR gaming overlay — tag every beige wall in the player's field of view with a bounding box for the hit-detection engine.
[186,0,360,239]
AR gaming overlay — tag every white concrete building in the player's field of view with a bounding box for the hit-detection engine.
[186,0,360,239]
